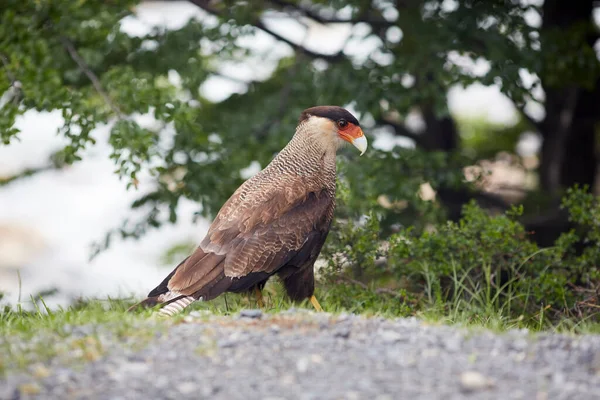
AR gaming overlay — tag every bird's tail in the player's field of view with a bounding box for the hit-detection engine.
[127,249,230,317]
[127,294,198,317]
[127,296,161,312]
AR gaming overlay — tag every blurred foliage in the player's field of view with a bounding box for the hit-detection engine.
[4,0,596,243]
[322,187,600,323]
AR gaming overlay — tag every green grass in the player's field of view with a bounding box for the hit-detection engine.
[403,259,600,335]
[2,275,599,378]
[0,298,165,376]
[0,282,325,377]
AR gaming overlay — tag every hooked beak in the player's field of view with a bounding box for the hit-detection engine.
[339,125,368,156]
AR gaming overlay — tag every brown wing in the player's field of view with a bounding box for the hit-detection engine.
[167,174,334,295]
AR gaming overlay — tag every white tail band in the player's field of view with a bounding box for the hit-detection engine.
[158,296,196,317]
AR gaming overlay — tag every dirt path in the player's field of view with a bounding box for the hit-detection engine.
[2,310,600,399]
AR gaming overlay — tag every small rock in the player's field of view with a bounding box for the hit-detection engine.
[345,391,360,400]
[178,381,198,395]
[552,372,565,385]
[218,332,247,348]
[536,392,549,400]
[201,385,217,396]
[378,330,404,343]
[395,317,420,327]
[460,371,494,391]
[296,357,310,373]
[336,312,351,322]
[127,355,146,363]
[444,337,462,352]
[511,338,528,351]
[155,376,169,389]
[334,327,351,339]
[281,374,296,385]
[121,362,149,375]
[310,354,323,363]
[217,339,238,348]
[240,309,263,319]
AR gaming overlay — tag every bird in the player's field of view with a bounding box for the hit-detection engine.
[128,106,367,316]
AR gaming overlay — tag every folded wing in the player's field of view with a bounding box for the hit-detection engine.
[165,174,334,297]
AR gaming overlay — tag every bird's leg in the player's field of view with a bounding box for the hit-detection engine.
[254,287,265,308]
[309,295,323,312]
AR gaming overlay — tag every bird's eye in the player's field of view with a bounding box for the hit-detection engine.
[337,119,348,129]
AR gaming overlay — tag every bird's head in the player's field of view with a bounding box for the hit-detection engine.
[299,106,368,155]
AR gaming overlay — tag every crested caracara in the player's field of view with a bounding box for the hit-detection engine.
[129,106,367,316]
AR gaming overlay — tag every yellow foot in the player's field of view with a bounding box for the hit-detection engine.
[254,287,265,308]
[310,295,323,312]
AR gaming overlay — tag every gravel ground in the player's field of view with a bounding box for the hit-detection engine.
[2,309,600,400]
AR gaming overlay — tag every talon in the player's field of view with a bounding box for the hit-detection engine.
[310,295,323,312]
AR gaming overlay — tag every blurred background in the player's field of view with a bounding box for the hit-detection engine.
[0,0,599,311]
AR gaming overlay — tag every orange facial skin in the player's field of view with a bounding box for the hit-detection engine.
[337,122,364,144]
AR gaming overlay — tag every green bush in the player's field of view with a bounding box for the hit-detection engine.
[322,186,600,327]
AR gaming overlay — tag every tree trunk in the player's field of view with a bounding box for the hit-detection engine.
[539,0,597,194]
[421,107,459,152]
[560,80,599,189]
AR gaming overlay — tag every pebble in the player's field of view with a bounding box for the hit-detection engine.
[239,309,263,319]
[460,371,494,391]
[336,312,351,322]
[217,332,247,348]
[511,338,529,351]
[296,357,310,373]
[443,336,462,352]
[378,329,404,343]
[177,381,198,395]
[333,327,351,339]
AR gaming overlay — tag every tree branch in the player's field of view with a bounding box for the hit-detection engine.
[211,71,256,86]
[506,93,543,132]
[60,36,124,118]
[0,164,55,187]
[187,0,345,62]
[255,19,345,61]
[267,0,391,28]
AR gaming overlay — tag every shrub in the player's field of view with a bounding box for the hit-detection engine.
[322,186,600,326]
